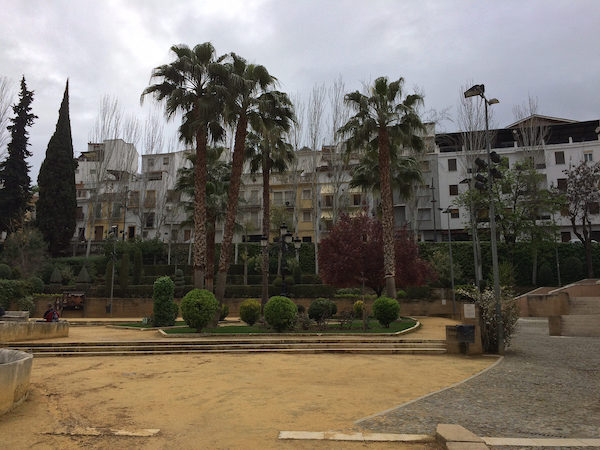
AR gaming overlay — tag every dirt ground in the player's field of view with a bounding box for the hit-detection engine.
[1,318,495,449]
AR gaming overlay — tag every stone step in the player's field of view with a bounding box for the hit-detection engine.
[561,315,600,337]
[26,347,448,357]
[569,297,600,314]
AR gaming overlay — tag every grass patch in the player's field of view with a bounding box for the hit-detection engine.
[162,318,416,334]
[115,320,186,328]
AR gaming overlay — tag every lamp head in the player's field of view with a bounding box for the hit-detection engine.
[284,232,293,244]
[488,98,499,105]
[464,84,485,98]
[293,237,302,250]
[280,223,287,237]
[260,235,268,247]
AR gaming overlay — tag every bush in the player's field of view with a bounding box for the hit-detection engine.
[76,265,92,284]
[353,300,364,319]
[27,276,44,294]
[49,266,63,285]
[0,279,29,309]
[537,261,555,286]
[372,296,400,328]
[120,252,130,291]
[239,299,261,326]
[0,263,12,279]
[308,298,337,324]
[152,276,179,327]
[562,256,583,284]
[180,289,219,332]
[396,289,406,298]
[219,303,229,321]
[284,275,295,286]
[174,269,185,288]
[405,285,431,299]
[336,287,362,296]
[133,247,143,284]
[264,296,297,332]
[17,296,35,314]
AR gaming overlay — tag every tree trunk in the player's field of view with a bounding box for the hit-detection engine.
[378,128,396,298]
[215,116,248,301]
[261,156,271,310]
[193,127,208,289]
[206,210,216,292]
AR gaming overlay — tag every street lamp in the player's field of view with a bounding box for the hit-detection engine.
[108,225,118,315]
[260,235,269,309]
[293,236,302,262]
[279,223,293,296]
[441,208,457,318]
[464,83,504,354]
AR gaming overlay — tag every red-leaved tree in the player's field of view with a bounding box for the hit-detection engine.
[318,214,434,296]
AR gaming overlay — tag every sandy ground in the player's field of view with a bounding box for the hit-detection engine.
[1,317,494,449]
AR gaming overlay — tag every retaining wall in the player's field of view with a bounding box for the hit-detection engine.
[0,321,69,342]
[0,349,33,415]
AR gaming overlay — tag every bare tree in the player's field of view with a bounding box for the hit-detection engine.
[287,93,306,236]
[306,83,326,274]
[0,76,14,160]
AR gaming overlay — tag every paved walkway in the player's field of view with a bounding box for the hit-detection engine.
[358,318,600,439]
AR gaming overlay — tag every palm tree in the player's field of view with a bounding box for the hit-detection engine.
[214,53,290,302]
[246,95,295,307]
[339,77,425,298]
[141,43,226,288]
[175,147,231,290]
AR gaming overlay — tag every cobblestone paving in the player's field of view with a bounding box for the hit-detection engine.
[359,319,600,439]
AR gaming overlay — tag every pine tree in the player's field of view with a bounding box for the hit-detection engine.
[0,76,37,233]
[36,80,77,255]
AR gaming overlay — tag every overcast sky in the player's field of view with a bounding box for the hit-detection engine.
[1,0,599,181]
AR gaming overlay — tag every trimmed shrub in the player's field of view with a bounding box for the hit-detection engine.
[308,298,337,324]
[336,287,362,296]
[50,266,63,285]
[239,299,261,326]
[0,279,29,309]
[180,289,219,332]
[152,276,179,327]
[27,276,44,294]
[372,296,400,328]
[301,274,321,284]
[264,296,297,332]
[133,247,143,284]
[396,289,407,298]
[273,277,282,290]
[174,269,185,288]
[17,296,35,314]
[219,303,229,321]
[0,263,12,279]
[76,265,92,284]
[119,252,130,291]
[353,300,364,319]
[284,275,295,286]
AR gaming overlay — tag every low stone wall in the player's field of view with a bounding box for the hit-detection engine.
[0,349,33,415]
[0,321,69,342]
[518,292,569,317]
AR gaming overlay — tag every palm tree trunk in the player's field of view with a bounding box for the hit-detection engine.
[206,210,216,292]
[261,156,271,310]
[215,116,248,301]
[193,127,208,289]
[378,128,396,298]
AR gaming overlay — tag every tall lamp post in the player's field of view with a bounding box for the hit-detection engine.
[260,235,269,309]
[441,208,457,318]
[279,223,294,297]
[108,225,118,315]
[464,84,503,354]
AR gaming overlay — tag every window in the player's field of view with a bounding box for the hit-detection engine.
[184,229,191,241]
[556,178,567,192]
[302,211,311,222]
[250,211,259,227]
[171,229,179,242]
[144,190,156,208]
[417,208,431,221]
[148,158,155,168]
[449,184,458,196]
[324,195,333,207]
[95,204,102,219]
[353,194,362,206]
[78,227,85,241]
[76,207,84,220]
[144,212,155,228]
[90,169,96,175]
[584,151,593,162]
[77,189,85,198]
[448,158,457,172]
[555,151,565,165]
[129,191,139,207]
[450,209,459,219]
[167,190,180,203]
[111,203,122,218]
[421,160,430,172]
[148,171,162,181]
[302,189,311,200]
[273,191,283,205]
[163,157,169,165]
[284,190,294,205]
[302,236,312,243]
[250,190,259,204]
[561,232,571,243]
[588,202,599,215]
[560,205,569,217]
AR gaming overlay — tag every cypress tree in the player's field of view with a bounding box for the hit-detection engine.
[37,80,77,255]
[0,76,37,233]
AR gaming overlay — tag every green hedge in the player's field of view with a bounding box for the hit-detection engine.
[0,279,30,309]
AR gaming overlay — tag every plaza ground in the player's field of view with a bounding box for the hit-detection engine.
[0,317,495,449]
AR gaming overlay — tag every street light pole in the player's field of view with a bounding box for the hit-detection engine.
[442,208,457,318]
[465,84,503,354]
[430,181,437,242]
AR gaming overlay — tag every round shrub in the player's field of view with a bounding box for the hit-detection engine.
[372,296,400,328]
[180,289,219,332]
[152,276,179,327]
[396,289,407,298]
[264,296,297,332]
[353,300,364,319]
[308,298,337,323]
[239,299,261,326]
[0,263,11,279]
[27,276,44,294]
[284,275,295,286]
[219,303,229,321]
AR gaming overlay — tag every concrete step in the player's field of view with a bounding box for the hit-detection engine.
[569,297,600,314]
[561,314,600,337]
[26,347,448,357]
